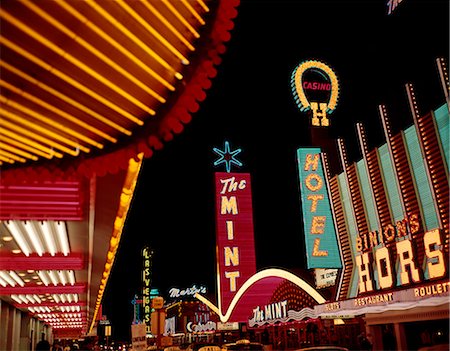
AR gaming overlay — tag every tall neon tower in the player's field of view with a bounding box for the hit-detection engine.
[142,246,154,334]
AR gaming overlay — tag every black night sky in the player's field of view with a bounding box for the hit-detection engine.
[102,0,449,342]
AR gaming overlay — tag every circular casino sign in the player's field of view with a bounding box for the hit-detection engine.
[291,60,339,127]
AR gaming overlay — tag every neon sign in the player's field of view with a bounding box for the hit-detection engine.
[355,227,447,294]
[251,300,288,324]
[296,148,342,269]
[214,172,257,317]
[142,246,153,334]
[213,141,242,173]
[291,60,339,127]
[168,285,207,299]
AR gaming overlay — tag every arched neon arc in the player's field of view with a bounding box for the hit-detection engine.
[194,268,326,323]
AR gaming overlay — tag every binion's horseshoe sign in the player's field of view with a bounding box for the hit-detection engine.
[291,60,340,127]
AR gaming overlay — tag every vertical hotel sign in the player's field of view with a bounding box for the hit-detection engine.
[297,148,341,269]
[142,246,153,334]
[215,172,257,314]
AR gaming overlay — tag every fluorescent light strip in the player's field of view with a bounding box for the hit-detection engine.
[1,62,125,139]
[53,294,60,303]
[11,295,22,304]
[0,276,7,287]
[21,0,166,103]
[73,294,78,303]
[0,149,26,163]
[48,271,59,286]
[9,270,25,287]
[0,141,38,160]
[0,271,16,286]
[67,270,76,285]
[0,10,152,120]
[23,221,44,256]
[60,294,66,303]
[181,0,205,25]
[40,221,56,256]
[0,112,81,156]
[0,37,143,127]
[0,131,57,159]
[33,294,42,303]
[196,0,210,12]
[141,1,195,51]
[18,294,28,304]
[36,271,50,286]
[58,0,176,91]
[116,0,190,64]
[57,271,67,286]
[0,155,14,164]
[0,90,102,149]
[56,222,70,256]
[87,1,183,80]
[161,0,200,38]
[5,221,31,256]
[26,295,36,303]
[0,105,90,153]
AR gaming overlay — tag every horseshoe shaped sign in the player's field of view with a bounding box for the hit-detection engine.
[291,60,340,127]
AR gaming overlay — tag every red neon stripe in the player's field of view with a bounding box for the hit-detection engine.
[0,252,84,270]
[0,282,86,294]
[14,302,87,308]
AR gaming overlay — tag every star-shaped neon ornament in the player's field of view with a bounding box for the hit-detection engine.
[213,141,243,173]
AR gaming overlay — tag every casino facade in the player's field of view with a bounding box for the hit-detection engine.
[190,58,449,350]
[314,97,449,349]
[292,58,450,350]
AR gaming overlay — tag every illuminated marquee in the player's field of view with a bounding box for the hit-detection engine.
[215,172,257,315]
[296,148,341,269]
[291,60,339,127]
[355,226,447,294]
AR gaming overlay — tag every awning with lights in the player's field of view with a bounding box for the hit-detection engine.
[0,0,240,339]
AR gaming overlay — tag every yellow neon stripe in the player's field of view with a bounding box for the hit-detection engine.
[1,62,126,139]
[162,0,200,38]
[0,9,153,119]
[196,0,210,12]
[181,0,205,25]
[196,268,326,323]
[141,1,195,51]
[86,1,183,80]
[0,37,144,126]
[0,155,14,164]
[59,0,176,91]
[0,128,62,158]
[0,109,90,153]
[22,0,166,104]
[0,141,38,161]
[89,153,144,332]
[0,149,26,163]
[0,90,102,149]
[116,0,190,64]
[0,134,55,159]
[0,114,79,156]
